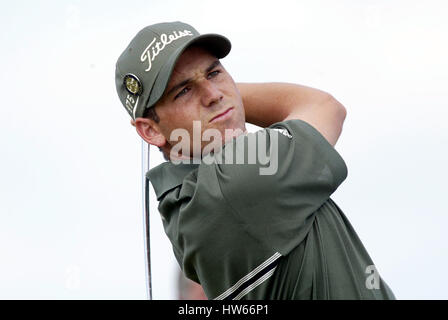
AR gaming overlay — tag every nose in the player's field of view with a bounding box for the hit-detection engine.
[199,80,223,108]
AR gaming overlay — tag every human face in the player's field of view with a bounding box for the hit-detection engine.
[154,46,246,157]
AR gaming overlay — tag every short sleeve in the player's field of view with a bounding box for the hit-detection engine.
[213,119,348,255]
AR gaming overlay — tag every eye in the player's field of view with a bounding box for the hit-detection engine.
[207,70,221,79]
[175,87,190,100]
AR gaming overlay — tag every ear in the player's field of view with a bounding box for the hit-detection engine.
[134,117,167,147]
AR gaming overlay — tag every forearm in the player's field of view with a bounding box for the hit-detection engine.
[237,82,347,146]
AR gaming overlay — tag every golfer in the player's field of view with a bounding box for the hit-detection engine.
[115,21,396,300]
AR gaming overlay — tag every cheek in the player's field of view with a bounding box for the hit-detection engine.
[161,108,198,140]
[222,79,242,105]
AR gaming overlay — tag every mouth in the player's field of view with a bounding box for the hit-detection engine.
[209,107,234,123]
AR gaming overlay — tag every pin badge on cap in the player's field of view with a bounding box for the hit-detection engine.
[124,74,143,96]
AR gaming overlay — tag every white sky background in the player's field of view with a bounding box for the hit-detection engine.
[0,0,447,299]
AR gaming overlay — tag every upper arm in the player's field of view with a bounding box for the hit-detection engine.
[284,94,347,147]
[213,119,348,254]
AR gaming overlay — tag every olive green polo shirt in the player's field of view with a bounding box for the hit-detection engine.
[147,119,396,300]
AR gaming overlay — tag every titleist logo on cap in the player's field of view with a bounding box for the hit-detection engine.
[140,29,194,72]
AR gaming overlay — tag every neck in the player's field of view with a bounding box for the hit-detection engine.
[163,127,248,162]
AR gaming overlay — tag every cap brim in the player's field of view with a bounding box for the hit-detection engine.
[146,33,231,109]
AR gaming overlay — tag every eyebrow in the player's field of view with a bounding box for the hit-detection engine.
[206,59,221,73]
[165,59,222,98]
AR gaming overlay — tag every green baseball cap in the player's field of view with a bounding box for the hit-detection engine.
[115,21,231,120]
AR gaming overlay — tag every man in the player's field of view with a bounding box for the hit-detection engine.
[115,21,396,300]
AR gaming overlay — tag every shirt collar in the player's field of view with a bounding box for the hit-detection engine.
[146,161,199,200]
